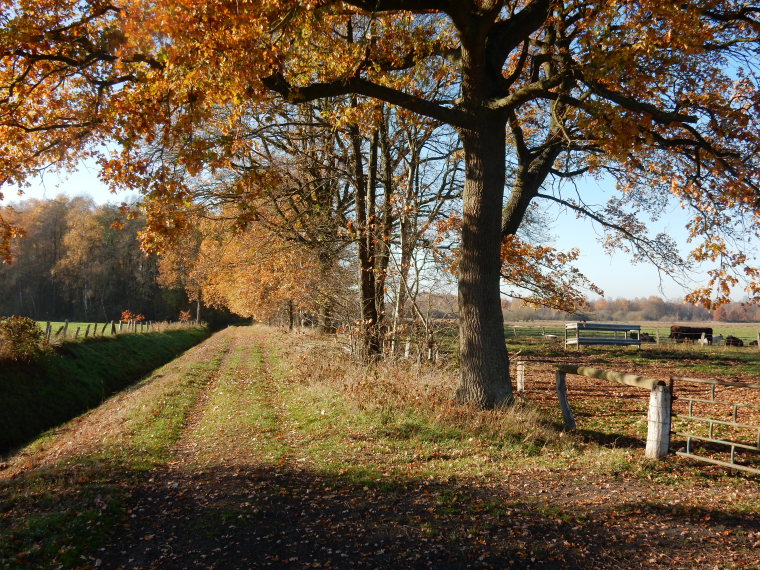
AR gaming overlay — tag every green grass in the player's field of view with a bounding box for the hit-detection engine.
[37,319,191,342]
[0,327,210,454]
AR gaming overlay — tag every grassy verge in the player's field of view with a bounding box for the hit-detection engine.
[0,327,210,453]
[0,331,229,569]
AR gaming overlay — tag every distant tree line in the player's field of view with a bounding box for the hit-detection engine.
[503,296,760,323]
[0,196,198,322]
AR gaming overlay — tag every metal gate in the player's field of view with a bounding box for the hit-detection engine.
[670,376,760,475]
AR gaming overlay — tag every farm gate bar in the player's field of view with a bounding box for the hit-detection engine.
[670,376,760,475]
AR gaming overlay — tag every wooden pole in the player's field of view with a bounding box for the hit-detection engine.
[62,320,69,339]
[556,371,576,430]
[516,361,525,393]
[74,326,80,339]
[85,324,91,338]
[645,384,672,459]
[45,322,51,343]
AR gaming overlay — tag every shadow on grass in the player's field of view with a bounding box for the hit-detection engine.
[574,429,645,450]
[5,458,759,569]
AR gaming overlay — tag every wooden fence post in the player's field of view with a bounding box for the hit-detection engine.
[45,322,52,343]
[645,384,672,459]
[556,371,576,430]
[516,361,526,393]
[111,320,116,335]
[85,324,91,338]
[62,320,69,339]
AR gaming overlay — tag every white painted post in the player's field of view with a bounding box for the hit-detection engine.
[645,384,672,459]
[516,361,525,393]
[404,338,410,358]
[656,329,660,344]
[556,371,576,430]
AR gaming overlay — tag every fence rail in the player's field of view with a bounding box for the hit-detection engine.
[553,364,671,459]
[671,376,760,475]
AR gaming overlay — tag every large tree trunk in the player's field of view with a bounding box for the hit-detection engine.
[454,115,512,408]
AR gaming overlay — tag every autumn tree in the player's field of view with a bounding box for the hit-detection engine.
[2,1,760,408]
[156,226,204,322]
[0,196,189,320]
[190,210,350,328]
[0,197,73,317]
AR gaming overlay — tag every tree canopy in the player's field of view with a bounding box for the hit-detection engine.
[1,0,760,407]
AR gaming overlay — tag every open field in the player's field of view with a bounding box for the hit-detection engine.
[505,320,760,344]
[35,320,198,344]
[1,326,759,569]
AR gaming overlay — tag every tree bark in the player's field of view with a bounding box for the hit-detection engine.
[455,114,512,408]
[350,124,381,356]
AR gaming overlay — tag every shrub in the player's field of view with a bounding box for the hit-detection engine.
[120,309,146,323]
[0,316,46,362]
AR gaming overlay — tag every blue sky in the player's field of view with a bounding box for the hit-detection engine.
[3,161,730,303]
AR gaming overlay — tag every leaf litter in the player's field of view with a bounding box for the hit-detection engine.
[2,326,759,569]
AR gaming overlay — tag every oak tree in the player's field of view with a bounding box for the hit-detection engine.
[2,1,760,408]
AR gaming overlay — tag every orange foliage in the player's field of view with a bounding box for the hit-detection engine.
[1,0,760,311]
[120,310,145,322]
[189,215,326,321]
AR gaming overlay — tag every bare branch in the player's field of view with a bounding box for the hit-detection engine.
[261,73,470,128]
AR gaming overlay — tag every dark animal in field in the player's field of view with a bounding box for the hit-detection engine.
[639,332,656,343]
[669,326,713,344]
[750,340,758,347]
[725,335,744,347]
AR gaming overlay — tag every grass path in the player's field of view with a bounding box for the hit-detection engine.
[2,326,759,569]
